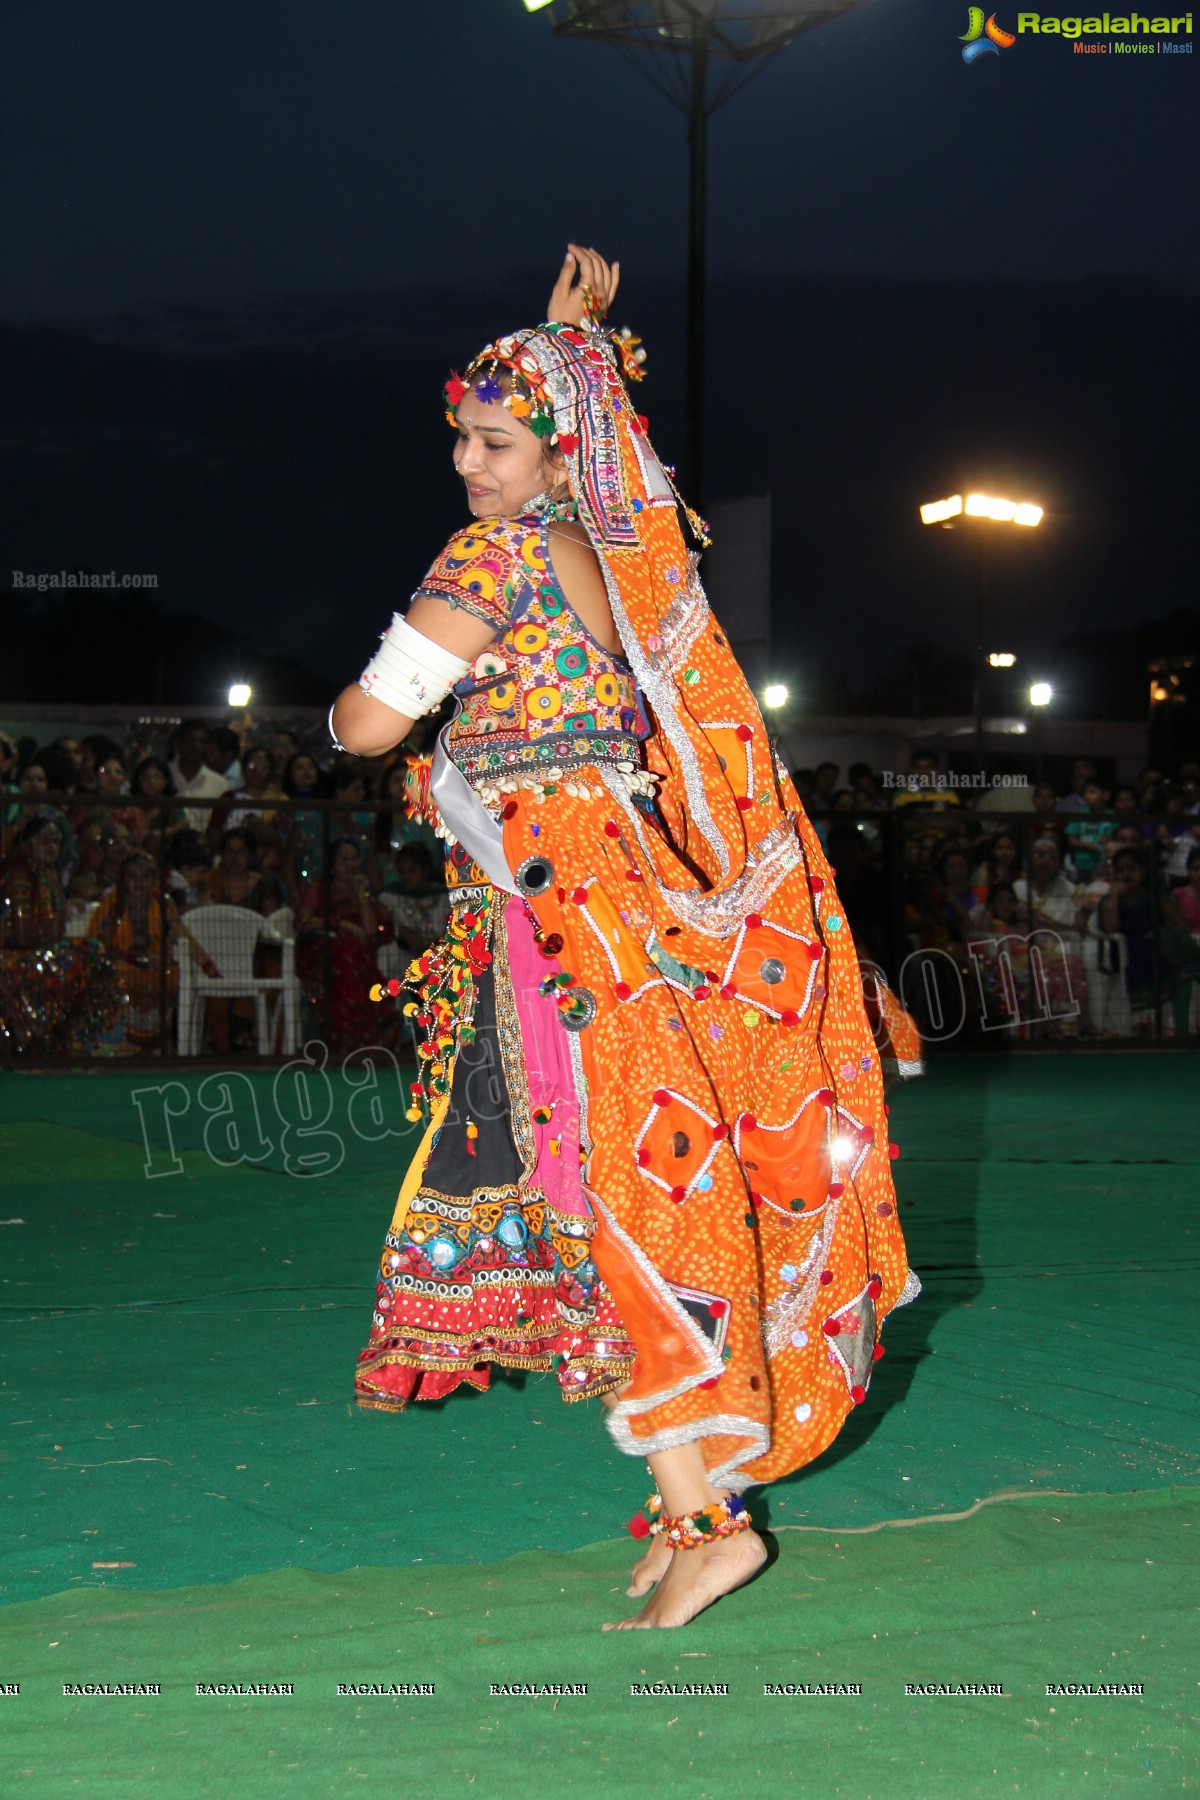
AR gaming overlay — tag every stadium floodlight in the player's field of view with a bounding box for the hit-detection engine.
[988,652,1016,668]
[919,495,963,526]
[228,683,252,708]
[1029,682,1052,708]
[523,3,868,506]
[762,683,789,709]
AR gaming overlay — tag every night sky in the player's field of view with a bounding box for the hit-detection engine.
[1,0,1195,705]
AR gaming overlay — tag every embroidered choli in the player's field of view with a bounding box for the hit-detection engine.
[411,513,651,793]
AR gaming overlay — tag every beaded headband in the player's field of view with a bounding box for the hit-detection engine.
[444,309,647,450]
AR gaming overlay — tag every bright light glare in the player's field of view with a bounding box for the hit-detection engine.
[919,495,963,525]
[988,652,1017,668]
[1029,682,1052,708]
[831,1133,856,1160]
[762,683,789,710]
[522,0,556,10]
[1013,503,1044,527]
[965,493,1016,521]
[228,683,252,708]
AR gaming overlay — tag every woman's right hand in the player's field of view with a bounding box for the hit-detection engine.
[547,244,620,326]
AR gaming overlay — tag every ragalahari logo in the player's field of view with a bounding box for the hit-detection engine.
[961,7,1017,59]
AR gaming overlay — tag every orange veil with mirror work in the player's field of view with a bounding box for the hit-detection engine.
[357,316,919,1491]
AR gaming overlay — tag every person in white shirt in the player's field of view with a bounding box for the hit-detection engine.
[168,720,229,832]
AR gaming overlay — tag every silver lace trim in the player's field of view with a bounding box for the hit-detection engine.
[598,772,805,938]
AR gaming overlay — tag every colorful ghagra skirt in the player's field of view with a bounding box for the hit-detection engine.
[354,888,637,1407]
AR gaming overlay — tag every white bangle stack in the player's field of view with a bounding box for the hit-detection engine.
[358,614,471,719]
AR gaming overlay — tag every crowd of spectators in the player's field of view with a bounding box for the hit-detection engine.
[797,752,1200,1040]
[0,718,449,1056]
[2,719,1198,1054]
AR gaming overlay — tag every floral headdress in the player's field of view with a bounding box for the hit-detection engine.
[444,315,647,454]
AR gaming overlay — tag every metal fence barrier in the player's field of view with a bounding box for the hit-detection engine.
[1,789,1196,1063]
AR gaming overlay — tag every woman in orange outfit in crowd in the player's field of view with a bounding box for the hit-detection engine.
[333,250,918,1630]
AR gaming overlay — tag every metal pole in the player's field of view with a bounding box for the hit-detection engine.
[974,533,990,773]
[685,26,709,513]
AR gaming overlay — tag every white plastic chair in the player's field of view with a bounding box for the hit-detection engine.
[176,905,300,1055]
[64,900,100,939]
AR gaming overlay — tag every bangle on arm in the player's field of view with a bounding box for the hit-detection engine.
[359,615,471,718]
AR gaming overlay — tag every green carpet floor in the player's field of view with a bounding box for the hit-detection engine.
[1,1054,1197,1795]
[0,1489,1192,1797]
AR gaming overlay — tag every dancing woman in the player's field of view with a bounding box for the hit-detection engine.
[333,249,918,1629]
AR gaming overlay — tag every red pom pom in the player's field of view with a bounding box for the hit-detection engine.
[705,972,720,984]
[828,1181,845,1198]
[557,433,580,456]
[670,1185,687,1204]
[653,1088,671,1106]
[780,1008,800,1027]
[636,1147,652,1168]
[445,373,467,404]
[461,911,477,928]
[735,724,753,742]
[861,1125,875,1144]
[735,795,753,812]
[809,876,824,894]
[720,983,737,1001]
[711,1122,728,1141]
[816,1087,834,1107]
[614,981,632,1001]
[739,1112,757,1132]
[884,1104,891,1116]
[698,1376,719,1390]
[694,984,711,1000]
[888,1143,901,1160]
[571,887,588,905]
[604,821,620,837]
[867,1276,883,1299]
[807,943,824,962]
[502,801,518,820]
[626,868,643,882]
[557,887,567,903]
[819,1269,834,1286]
[627,1512,652,1539]
[850,1384,867,1405]
[386,979,401,996]
[745,912,763,930]
[822,1318,841,1337]
[871,1343,886,1362]
[708,1300,727,1318]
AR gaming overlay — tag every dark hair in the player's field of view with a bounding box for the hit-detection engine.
[35,743,78,792]
[283,751,322,797]
[394,841,436,875]
[988,882,1017,903]
[815,761,839,779]
[1112,847,1145,873]
[936,844,971,878]
[177,718,211,739]
[219,827,257,861]
[848,762,875,785]
[11,812,64,854]
[330,757,368,797]
[209,726,240,757]
[81,732,121,762]
[132,756,176,797]
[167,827,212,869]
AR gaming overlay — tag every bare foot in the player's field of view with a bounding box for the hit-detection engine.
[603,1529,767,1630]
[626,1534,672,1597]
